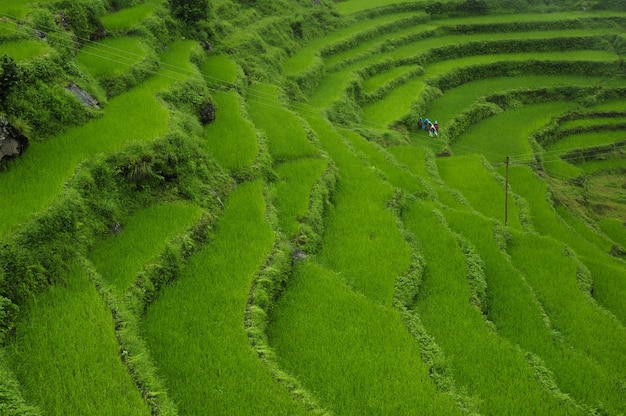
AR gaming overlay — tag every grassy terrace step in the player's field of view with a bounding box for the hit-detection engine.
[452,102,577,163]
[0,39,49,62]
[404,201,586,415]
[76,36,152,79]
[268,261,464,415]
[201,53,239,88]
[141,180,309,415]
[305,116,408,305]
[0,40,196,237]
[203,90,258,173]
[101,0,162,32]
[282,11,423,77]
[425,75,608,127]
[444,208,626,414]
[274,158,328,239]
[340,129,426,194]
[437,154,522,229]
[247,83,318,161]
[271,115,467,413]
[89,201,202,295]
[327,21,622,72]
[507,232,626,385]
[546,129,626,158]
[504,165,626,327]
[334,0,418,15]
[7,260,150,416]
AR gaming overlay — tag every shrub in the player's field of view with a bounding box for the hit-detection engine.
[168,0,209,23]
[0,54,19,104]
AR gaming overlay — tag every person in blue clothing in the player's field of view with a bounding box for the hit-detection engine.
[423,118,430,130]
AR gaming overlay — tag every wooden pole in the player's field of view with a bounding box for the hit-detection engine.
[505,156,509,227]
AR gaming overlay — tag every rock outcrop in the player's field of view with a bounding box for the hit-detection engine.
[0,116,28,161]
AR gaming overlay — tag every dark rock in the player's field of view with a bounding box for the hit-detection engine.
[292,248,307,261]
[90,24,106,41]
[200,40,213,51]
[66,83,99,108]
[0,116,28,161]
[199,101,216,125]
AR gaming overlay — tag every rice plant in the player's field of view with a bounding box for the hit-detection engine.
[273,158,327,238]
[403,200,586,416]
[0,40,48,62]
[202,89,258,172]
[6,260,150,416]
[201,53,238,87]
[141,180,309,415]
[268,260,465,415]
[437,154,522,229]
[247,83,318,161]
[76,37,150,79]
[445,208,626,414]
[89,201,202,294]
[101,0,161,32]
[507,231,626,386]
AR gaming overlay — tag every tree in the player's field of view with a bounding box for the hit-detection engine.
[168,0,209,23]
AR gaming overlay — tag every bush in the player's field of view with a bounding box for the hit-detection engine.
[168,0,209,23]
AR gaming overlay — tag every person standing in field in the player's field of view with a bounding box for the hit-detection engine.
[418,117,423,130]
[429,123,438,137]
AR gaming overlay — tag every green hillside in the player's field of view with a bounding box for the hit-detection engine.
[1,0,625,414]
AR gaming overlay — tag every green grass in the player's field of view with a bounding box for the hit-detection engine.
[202,90,258,172]
[444,208,626,414]
[507,232,626,383]
[334,0,418,15]
[599,217,626,247]
[201,53,239,87]
[426,75,603,126]
[76,37,149,79]
[341,128,426,193]
[0,39,49,62]
[0,41,196,237]
[0,0,56,19]
[558,116,626,130]
[282,11,419,76]
[268,260,465,415]
[453,102,577,163]
[437,154,523,229]
[404,201,586,416]
[89,201,202,294]
[387,144,429,178]
[547,129,626,153]
[503,165,626,325]
[7,260,150,416]
[141,180,309,415]
[247,83,318,161]
[101,0,162,31]
[306,116,410,305]
[274,158,327,238]
[362,77,425,128]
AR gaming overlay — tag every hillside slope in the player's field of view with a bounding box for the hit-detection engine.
[1,0,626,415]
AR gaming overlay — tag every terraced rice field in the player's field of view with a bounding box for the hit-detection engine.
[1,0,625,415]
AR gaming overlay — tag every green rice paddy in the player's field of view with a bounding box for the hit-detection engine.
[77,36,150,78]
[0,39,48,62]
[101,0,163,32]
[2,1,626,415]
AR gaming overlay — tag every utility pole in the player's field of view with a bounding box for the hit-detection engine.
[505,156,509,227]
